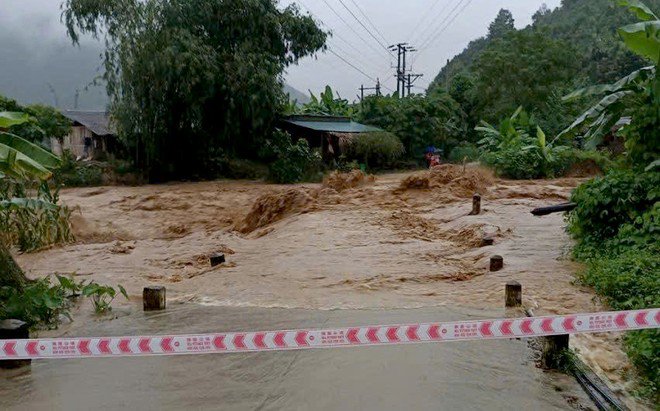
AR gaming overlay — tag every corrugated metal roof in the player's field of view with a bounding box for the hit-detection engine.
[62,110,116,136]
[282,115,382,133]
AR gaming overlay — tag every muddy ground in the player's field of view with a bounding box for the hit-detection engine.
[15,165,642,408]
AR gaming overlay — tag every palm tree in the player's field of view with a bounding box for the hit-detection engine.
[0,111,61,289]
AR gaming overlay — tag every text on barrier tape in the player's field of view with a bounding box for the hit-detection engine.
[1,308,658,360]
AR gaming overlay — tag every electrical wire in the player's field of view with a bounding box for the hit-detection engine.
[412,0,473,68]
[425,0,473,49]
[407,0,445,43]
[328,48,377,82]
[318,0,391,60]
[347,0,389,45]
[330,39,384,74]
[417,0,465,51]
[335,0,393,55]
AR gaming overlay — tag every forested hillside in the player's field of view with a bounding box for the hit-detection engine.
[429,0,660,137]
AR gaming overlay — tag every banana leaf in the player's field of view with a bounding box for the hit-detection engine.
[618,0,659,21]
[619,21,660,64]
[0,142,53,180]
[563,66,655,101]
[0,198,58,212]
[0,132,61,169]
[559,90,634,139]
[0,112,29,129]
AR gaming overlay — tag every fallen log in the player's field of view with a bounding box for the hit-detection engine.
[531,202,577,216]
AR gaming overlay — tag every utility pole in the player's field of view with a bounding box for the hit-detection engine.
[358,78,382,101]
[406,73,423,96]
[388,43,418,98]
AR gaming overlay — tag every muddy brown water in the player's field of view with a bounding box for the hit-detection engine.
[0,305,592,410]
[8,167,645,408]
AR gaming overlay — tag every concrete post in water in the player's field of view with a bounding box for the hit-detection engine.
[541,334,570,369]
[481,236,494,247]
[0,319,31,369]
[469,194,481,215]
[490,255,504,272]
[505,281,522,308]
[209,253,226,267]
[143,286,166,311]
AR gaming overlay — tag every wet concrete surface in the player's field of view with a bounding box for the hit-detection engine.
[0,304,592,410]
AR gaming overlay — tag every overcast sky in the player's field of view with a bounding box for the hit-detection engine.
[0,0,561,108]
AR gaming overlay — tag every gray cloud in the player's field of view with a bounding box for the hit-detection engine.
[0,0,561,108]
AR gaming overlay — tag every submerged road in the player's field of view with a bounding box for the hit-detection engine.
[0,305,592,410]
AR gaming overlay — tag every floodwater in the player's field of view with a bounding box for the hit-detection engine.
[0,305,592,410]
[9,166,643,408]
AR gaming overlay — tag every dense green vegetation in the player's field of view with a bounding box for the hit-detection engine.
[565,1,659,398]
[0,95,71,144]
[63,0,327,181]
[357,88,465,158]
[1,111,125,327]
[431,0,660,140]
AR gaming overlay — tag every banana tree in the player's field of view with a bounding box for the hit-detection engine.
[0,111,62,289]
[475,106,534,151]
[559,0,659,166]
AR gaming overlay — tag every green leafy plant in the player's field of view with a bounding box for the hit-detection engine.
[82,282,128,314]
[568,169,659,240]
[448,142,480,163]
[63,0,328,181]
[299,85,355,117]
[343,131,404,170]
[358,88,466,158]
[262,129,322,184]
[476,107,572,179]
[560,1,659,168]
[53,150,104,187]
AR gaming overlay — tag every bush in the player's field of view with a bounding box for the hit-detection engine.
[264,130,322,184]
[53,150,104,187]
[481,142,545,179]
[568,170,660,241]
[0,275,129,328]
[576,246,659,397]
[448,143,480,163]
[569,169,660,397]
[343,131,404,170]
[0,180,74,252]
[358,89,466,158]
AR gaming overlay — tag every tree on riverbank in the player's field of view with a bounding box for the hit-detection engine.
[0,111,66,288]
[63,0,328,181]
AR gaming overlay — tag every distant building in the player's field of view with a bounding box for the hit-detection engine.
[278,115,382,162]
[56,110,118,159]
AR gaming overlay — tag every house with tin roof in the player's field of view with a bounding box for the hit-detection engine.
[56,110,118,159]
[278,115,382,162]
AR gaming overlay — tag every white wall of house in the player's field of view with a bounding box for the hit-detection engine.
[61,125,90,157]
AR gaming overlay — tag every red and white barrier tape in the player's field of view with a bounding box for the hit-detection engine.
[1,309,658,360]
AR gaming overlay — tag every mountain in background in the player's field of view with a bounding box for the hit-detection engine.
[432,0,660,89]
[283,84,310,105]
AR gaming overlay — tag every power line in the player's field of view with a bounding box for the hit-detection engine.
[419,0,473,52]
[347,0,389,46]
[335,0,393,55]
[328,48,377,82]
[407,0,445,43]
[330,39,384,74]
[318,0,391,60]
[411,0,457,47]
[417,0,465,51]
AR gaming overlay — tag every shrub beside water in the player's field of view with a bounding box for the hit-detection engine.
[448,143,480,163]
[263,130,322,184]
[343,131,404,170]
[569,169,660,397]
